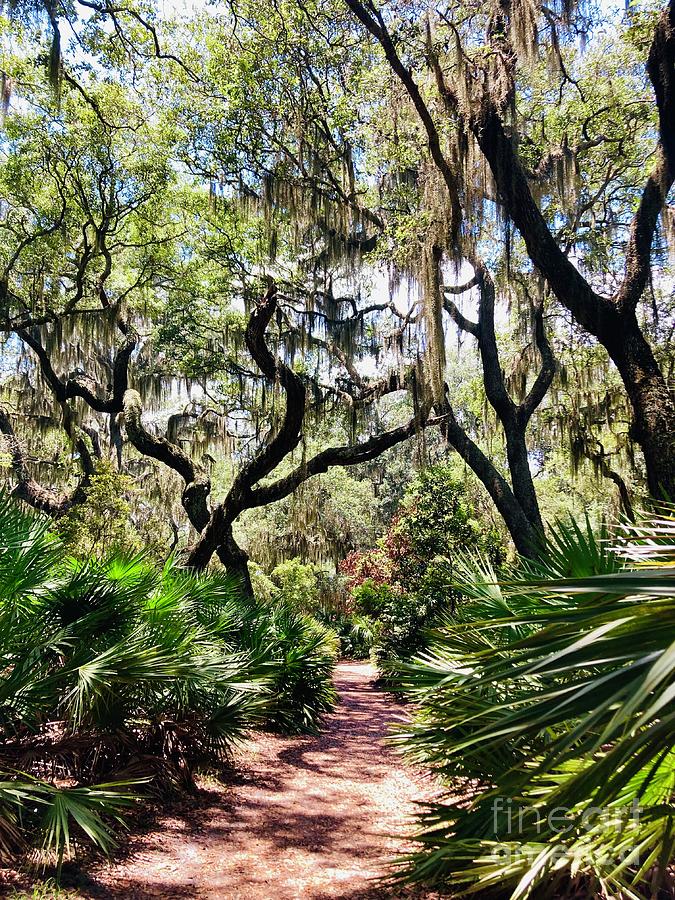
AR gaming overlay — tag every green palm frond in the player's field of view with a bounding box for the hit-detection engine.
[0,774,143,870]
[394,510,675,898]
[0,493,337,872]
[38,780,140,868]
[527,515,623,580]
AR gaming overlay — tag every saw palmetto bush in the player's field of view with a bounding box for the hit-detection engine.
[393,514,675,899]
[0,494,337,870]
[237,601,338,733]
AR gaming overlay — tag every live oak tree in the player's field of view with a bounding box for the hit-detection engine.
[0,32,445,587]
[0,0,671,583]
[159,0,569,555]
[339,0,675,500]
[167,0,674,554]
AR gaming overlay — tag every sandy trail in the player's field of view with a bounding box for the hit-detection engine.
[19,662,441,899]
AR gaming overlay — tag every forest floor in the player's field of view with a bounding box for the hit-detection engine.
[3,662,445,899]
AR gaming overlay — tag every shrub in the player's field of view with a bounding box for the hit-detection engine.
[314,608,379,659]
[341,548,393,590]
[234,600,338,733]
[270,557,320,611]
[55,460,144,559]
[384,466,503,588]
[249,562,277,603]
[351,577,397,618]
[342,467,504,665]
[391,514,675,898]
[0,494,337,870]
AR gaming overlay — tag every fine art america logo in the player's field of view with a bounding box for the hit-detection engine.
[489,797,644,866]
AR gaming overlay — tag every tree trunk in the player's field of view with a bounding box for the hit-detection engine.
[604,310,675,500]
[443,257,550,546]
[505,423,544,532]
[218,524,254,597]
[344,0,674,504]
[439,402,540,557]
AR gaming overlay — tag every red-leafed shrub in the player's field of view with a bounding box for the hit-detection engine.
[340,547,393,590]
[339,466,505,664]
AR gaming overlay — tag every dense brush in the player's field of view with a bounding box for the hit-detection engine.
[0,493,337,871]
[392,513,675,898]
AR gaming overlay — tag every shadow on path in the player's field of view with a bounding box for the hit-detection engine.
[19,663,443,900]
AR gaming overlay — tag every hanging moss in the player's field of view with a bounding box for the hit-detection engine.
[662,205,675,267]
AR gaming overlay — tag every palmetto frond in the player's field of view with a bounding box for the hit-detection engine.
[0,494,337,870]
[394,511,675,898]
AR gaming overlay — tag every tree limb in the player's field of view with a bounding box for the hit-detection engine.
[16,325,136,414]
[186,281,307,575]
[443,296,479,337]
[443,275,479,295]
[249,409,435,508]
[122,390,212,533]
[237,281,307,488]
[436,398,539,557]
[470,104,613,336]
[0,408,88,515]
[519,299,557,424]
[615,0,675,311]
[343,0,463,244]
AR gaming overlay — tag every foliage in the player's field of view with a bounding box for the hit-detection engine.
[55,461,144,559]
[270,557,320,612]
[8,880,82,900]
[391,514,675,898]
[266,557,378,660]
[0,0,669,579]
[239,466,379,572]
[341,550,393,591]
[0,494,337,868]
[0,7,671,891]
[241,602,338,733]
[249,562,277,603]
[351,578,397,618]
[314,608,380,660]
[342,465,505,663]
[385,466,504,587]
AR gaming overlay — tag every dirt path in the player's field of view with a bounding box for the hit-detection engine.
[32,662,441,899]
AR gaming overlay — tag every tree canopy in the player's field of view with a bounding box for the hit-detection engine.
[0,0,672,583]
